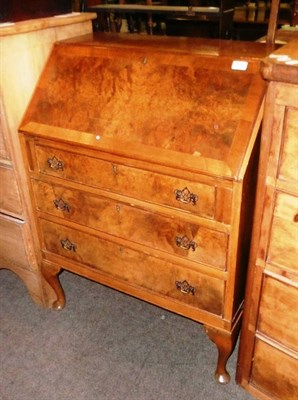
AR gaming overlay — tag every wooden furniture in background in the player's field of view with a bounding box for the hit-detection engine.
[236,39,298,400]
[0,0,72,22]
[233,0,295,41]
[19,33,273,382]
[86,0,235,38]
[0,13,96,306]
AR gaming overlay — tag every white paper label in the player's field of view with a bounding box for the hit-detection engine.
[231,60,248,71]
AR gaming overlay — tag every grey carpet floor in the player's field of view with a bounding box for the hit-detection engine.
[0,269,254,400]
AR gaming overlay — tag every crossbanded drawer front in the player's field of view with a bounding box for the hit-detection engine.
[39,218,224,316]
[257,275,298,352]
[251,338,298,400]
[34,145,216,219]
[267,192,298,273]
[33,180,228,270]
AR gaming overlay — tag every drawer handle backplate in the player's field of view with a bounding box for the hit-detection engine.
[176,235,197,251]
[53,198,71,213]
[176,280,196,295]
[48,156,64,171]
[175,187,198,205]
[60,238,76,252]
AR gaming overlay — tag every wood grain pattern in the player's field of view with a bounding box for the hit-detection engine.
[251,339,298,400]
[258,275,298,352]
[32,180,228,270]
[34,144,216,219]
[0,13,96,306]
[39,218,225,316]
[0,164,22,216]
[22,33,267,178]
[237,40,298,400]
[20,33,269,383]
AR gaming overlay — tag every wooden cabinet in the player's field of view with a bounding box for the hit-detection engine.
[0,13,96,306]
[19,33,272,382]
[236,39,298,400]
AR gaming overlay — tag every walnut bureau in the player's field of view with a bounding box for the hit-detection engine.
[0,13,96,305]
[19,33,272,382]
[236,40,298,399]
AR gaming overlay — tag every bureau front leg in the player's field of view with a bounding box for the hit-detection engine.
[41,262,65,310]
[204,323,241,384]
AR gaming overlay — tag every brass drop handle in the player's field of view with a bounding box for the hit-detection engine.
[47,156,64,171]
[176,235,197,251]
[53,198,71,213]
[176,280,195,295]
[60,238,76,252]
[175,187,198,205]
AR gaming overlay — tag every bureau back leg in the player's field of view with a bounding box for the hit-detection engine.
[41,261,65,310]
[204,320,241,384]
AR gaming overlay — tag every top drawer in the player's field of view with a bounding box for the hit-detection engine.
[267,191,298,274]
[278,107,298,185]
[34,144,217,219]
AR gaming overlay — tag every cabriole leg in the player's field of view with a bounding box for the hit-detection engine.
[204,323,241,384]
[41,262,65,310]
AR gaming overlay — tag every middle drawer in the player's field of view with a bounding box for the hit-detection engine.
[32,180,228,270]
[34,144,216,219]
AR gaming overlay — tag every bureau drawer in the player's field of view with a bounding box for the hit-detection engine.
[34,145,216,219]
[39,218,225,316]
[278,107,298,185]
[251,338,298,400]
[257,275,298,352]
[0,164,22,216]
[33,180,227,270]
[267,192,298,273]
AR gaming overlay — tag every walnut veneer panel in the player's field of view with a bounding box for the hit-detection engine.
[237,40,298,400]
[20,33,270,383]
[40,218,225,316]
[32,180,228,270]
[34,144,217,220]
[22,33,269,179]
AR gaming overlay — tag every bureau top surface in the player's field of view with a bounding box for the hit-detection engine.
[21,33,271,179]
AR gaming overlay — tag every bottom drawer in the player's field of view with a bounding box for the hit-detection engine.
[251,338,298,400]
[0,213,28,270]
[40,218,225,316]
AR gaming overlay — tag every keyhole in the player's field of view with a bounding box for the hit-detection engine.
[112,164,118,175]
